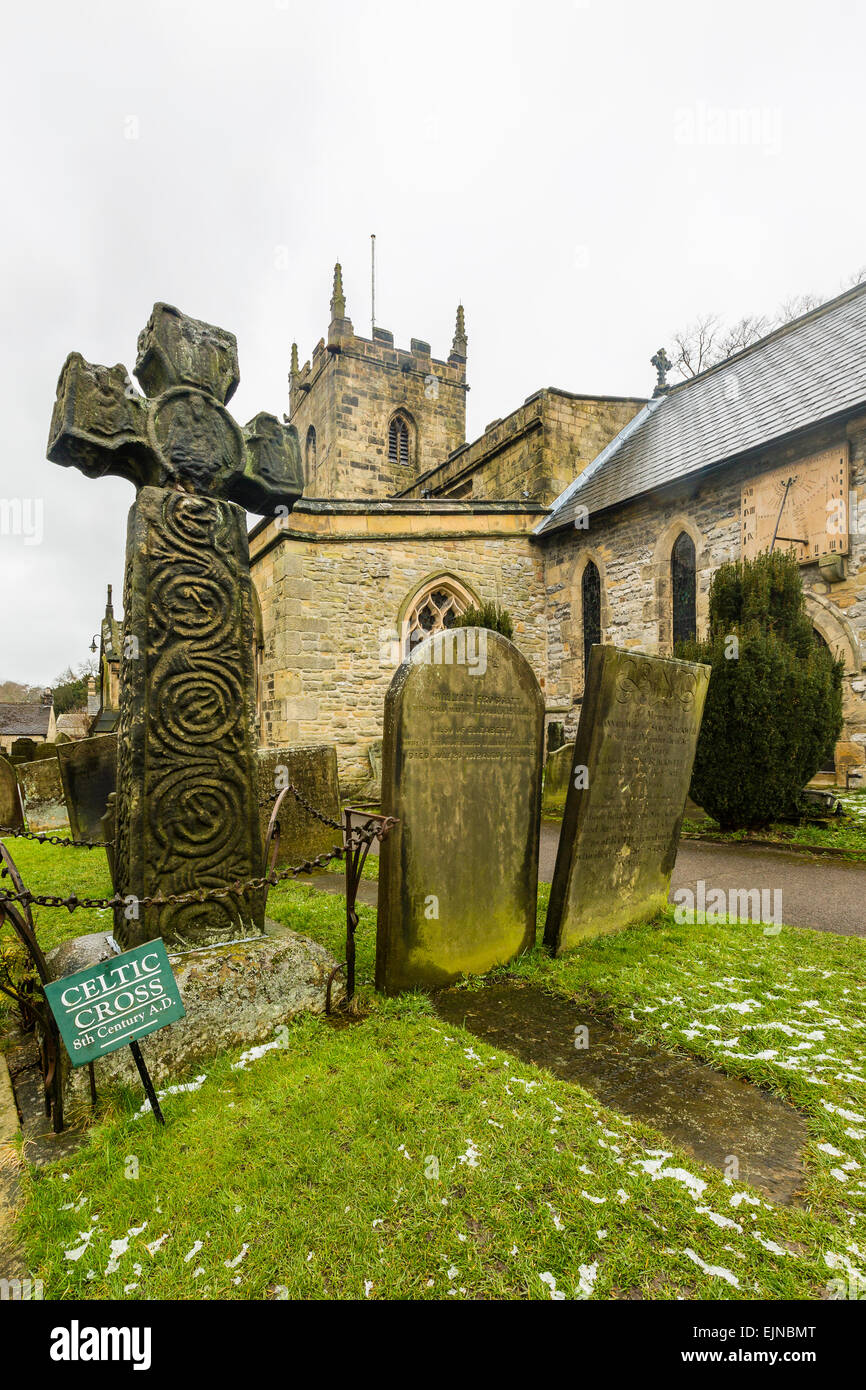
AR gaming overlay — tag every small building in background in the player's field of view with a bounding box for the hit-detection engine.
[0,689,56,754]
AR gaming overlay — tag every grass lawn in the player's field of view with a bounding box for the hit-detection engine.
[681,790,866,861]
[3,834,866,1300]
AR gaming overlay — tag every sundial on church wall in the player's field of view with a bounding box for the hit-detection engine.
[741,443,849,563]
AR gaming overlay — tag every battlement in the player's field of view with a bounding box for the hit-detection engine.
[290,327,466,405]
[287,265,468,499]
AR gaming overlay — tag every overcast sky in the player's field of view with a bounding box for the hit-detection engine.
[2,0,864,684]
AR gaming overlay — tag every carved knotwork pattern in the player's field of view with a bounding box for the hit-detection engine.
[115,490,263,947]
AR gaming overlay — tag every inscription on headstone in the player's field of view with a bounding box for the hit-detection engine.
[545,646,710,952]
[57,733,117,844]
[376,628,544,994]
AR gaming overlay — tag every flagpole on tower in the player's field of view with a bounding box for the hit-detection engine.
[371,233,376,335]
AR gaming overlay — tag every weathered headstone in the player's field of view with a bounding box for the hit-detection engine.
[366,739,383,801]
[47,302,304,950]
[545,645,710,952]
[257,746,342,866]
[541,741,575,817]
[17,757,68,832]
[376,627,544,994]
[546,721,565,756]
[57,733,117,843]
[835,739,865,787]
[31,741,59,761]
[10,738,36,763]
[0,757,24,831]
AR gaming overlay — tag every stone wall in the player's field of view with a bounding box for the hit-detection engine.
[541,413,866,752]
[250,501,548,796]
[289,320,467,499]
[400,389,645,504]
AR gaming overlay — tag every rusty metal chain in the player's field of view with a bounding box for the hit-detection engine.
[0,827,112,849]
[257,782,344,831]
[0,845,344,913]
[0,816,394,915]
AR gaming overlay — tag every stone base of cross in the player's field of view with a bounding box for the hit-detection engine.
[48,304,304,948]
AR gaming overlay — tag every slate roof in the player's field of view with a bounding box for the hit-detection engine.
[56,712,94,739]
[537,281,866,535]
[0,703,52,738]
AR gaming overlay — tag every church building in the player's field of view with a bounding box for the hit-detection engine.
[249,268,866,797]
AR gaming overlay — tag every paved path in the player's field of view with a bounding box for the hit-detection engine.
[309,819,866,937]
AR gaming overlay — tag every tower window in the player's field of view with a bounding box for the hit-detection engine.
[671,531,697,646]
[388,413,411,466]
[305,425,317,481]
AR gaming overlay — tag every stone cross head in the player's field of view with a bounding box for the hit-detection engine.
[47,303,303,516]
[651,346,672,396]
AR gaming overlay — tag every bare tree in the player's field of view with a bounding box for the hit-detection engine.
[669,313,723,379]
[667,274,866,380]
[715,314,770,360]
[775,292,821,324]
[0,680,40,702]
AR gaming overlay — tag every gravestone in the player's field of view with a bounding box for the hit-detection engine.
[366,739,383,801]
[0,757,24,831]
[31,741,59,761]
[545,645,710,952]
[47,302,303,950]
[258,746,342,867]
[546,721,565,756]
[10,738,36,763]
[541,742,575,817]
[57,733,117,843]
[376,627,544,994]
[835,739,865,787]
[17,757,68,832]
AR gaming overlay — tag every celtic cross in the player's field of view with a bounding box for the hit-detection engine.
[48,302,303,513]
[47,304,300,951]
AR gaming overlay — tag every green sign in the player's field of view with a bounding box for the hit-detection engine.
[45,939,185,1067]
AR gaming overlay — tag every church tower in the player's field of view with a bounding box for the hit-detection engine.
[288,264,468,498]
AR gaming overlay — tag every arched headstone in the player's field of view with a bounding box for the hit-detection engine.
[376,627,544,993]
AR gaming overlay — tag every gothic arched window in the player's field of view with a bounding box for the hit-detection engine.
[671,531,697,646]
[388,412,411,466]
[403,578,473,656]
[305,425,317,482]
[582,560,601,676]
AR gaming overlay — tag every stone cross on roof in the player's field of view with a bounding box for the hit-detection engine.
[651,346,672,397]
[47,303,304,516]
